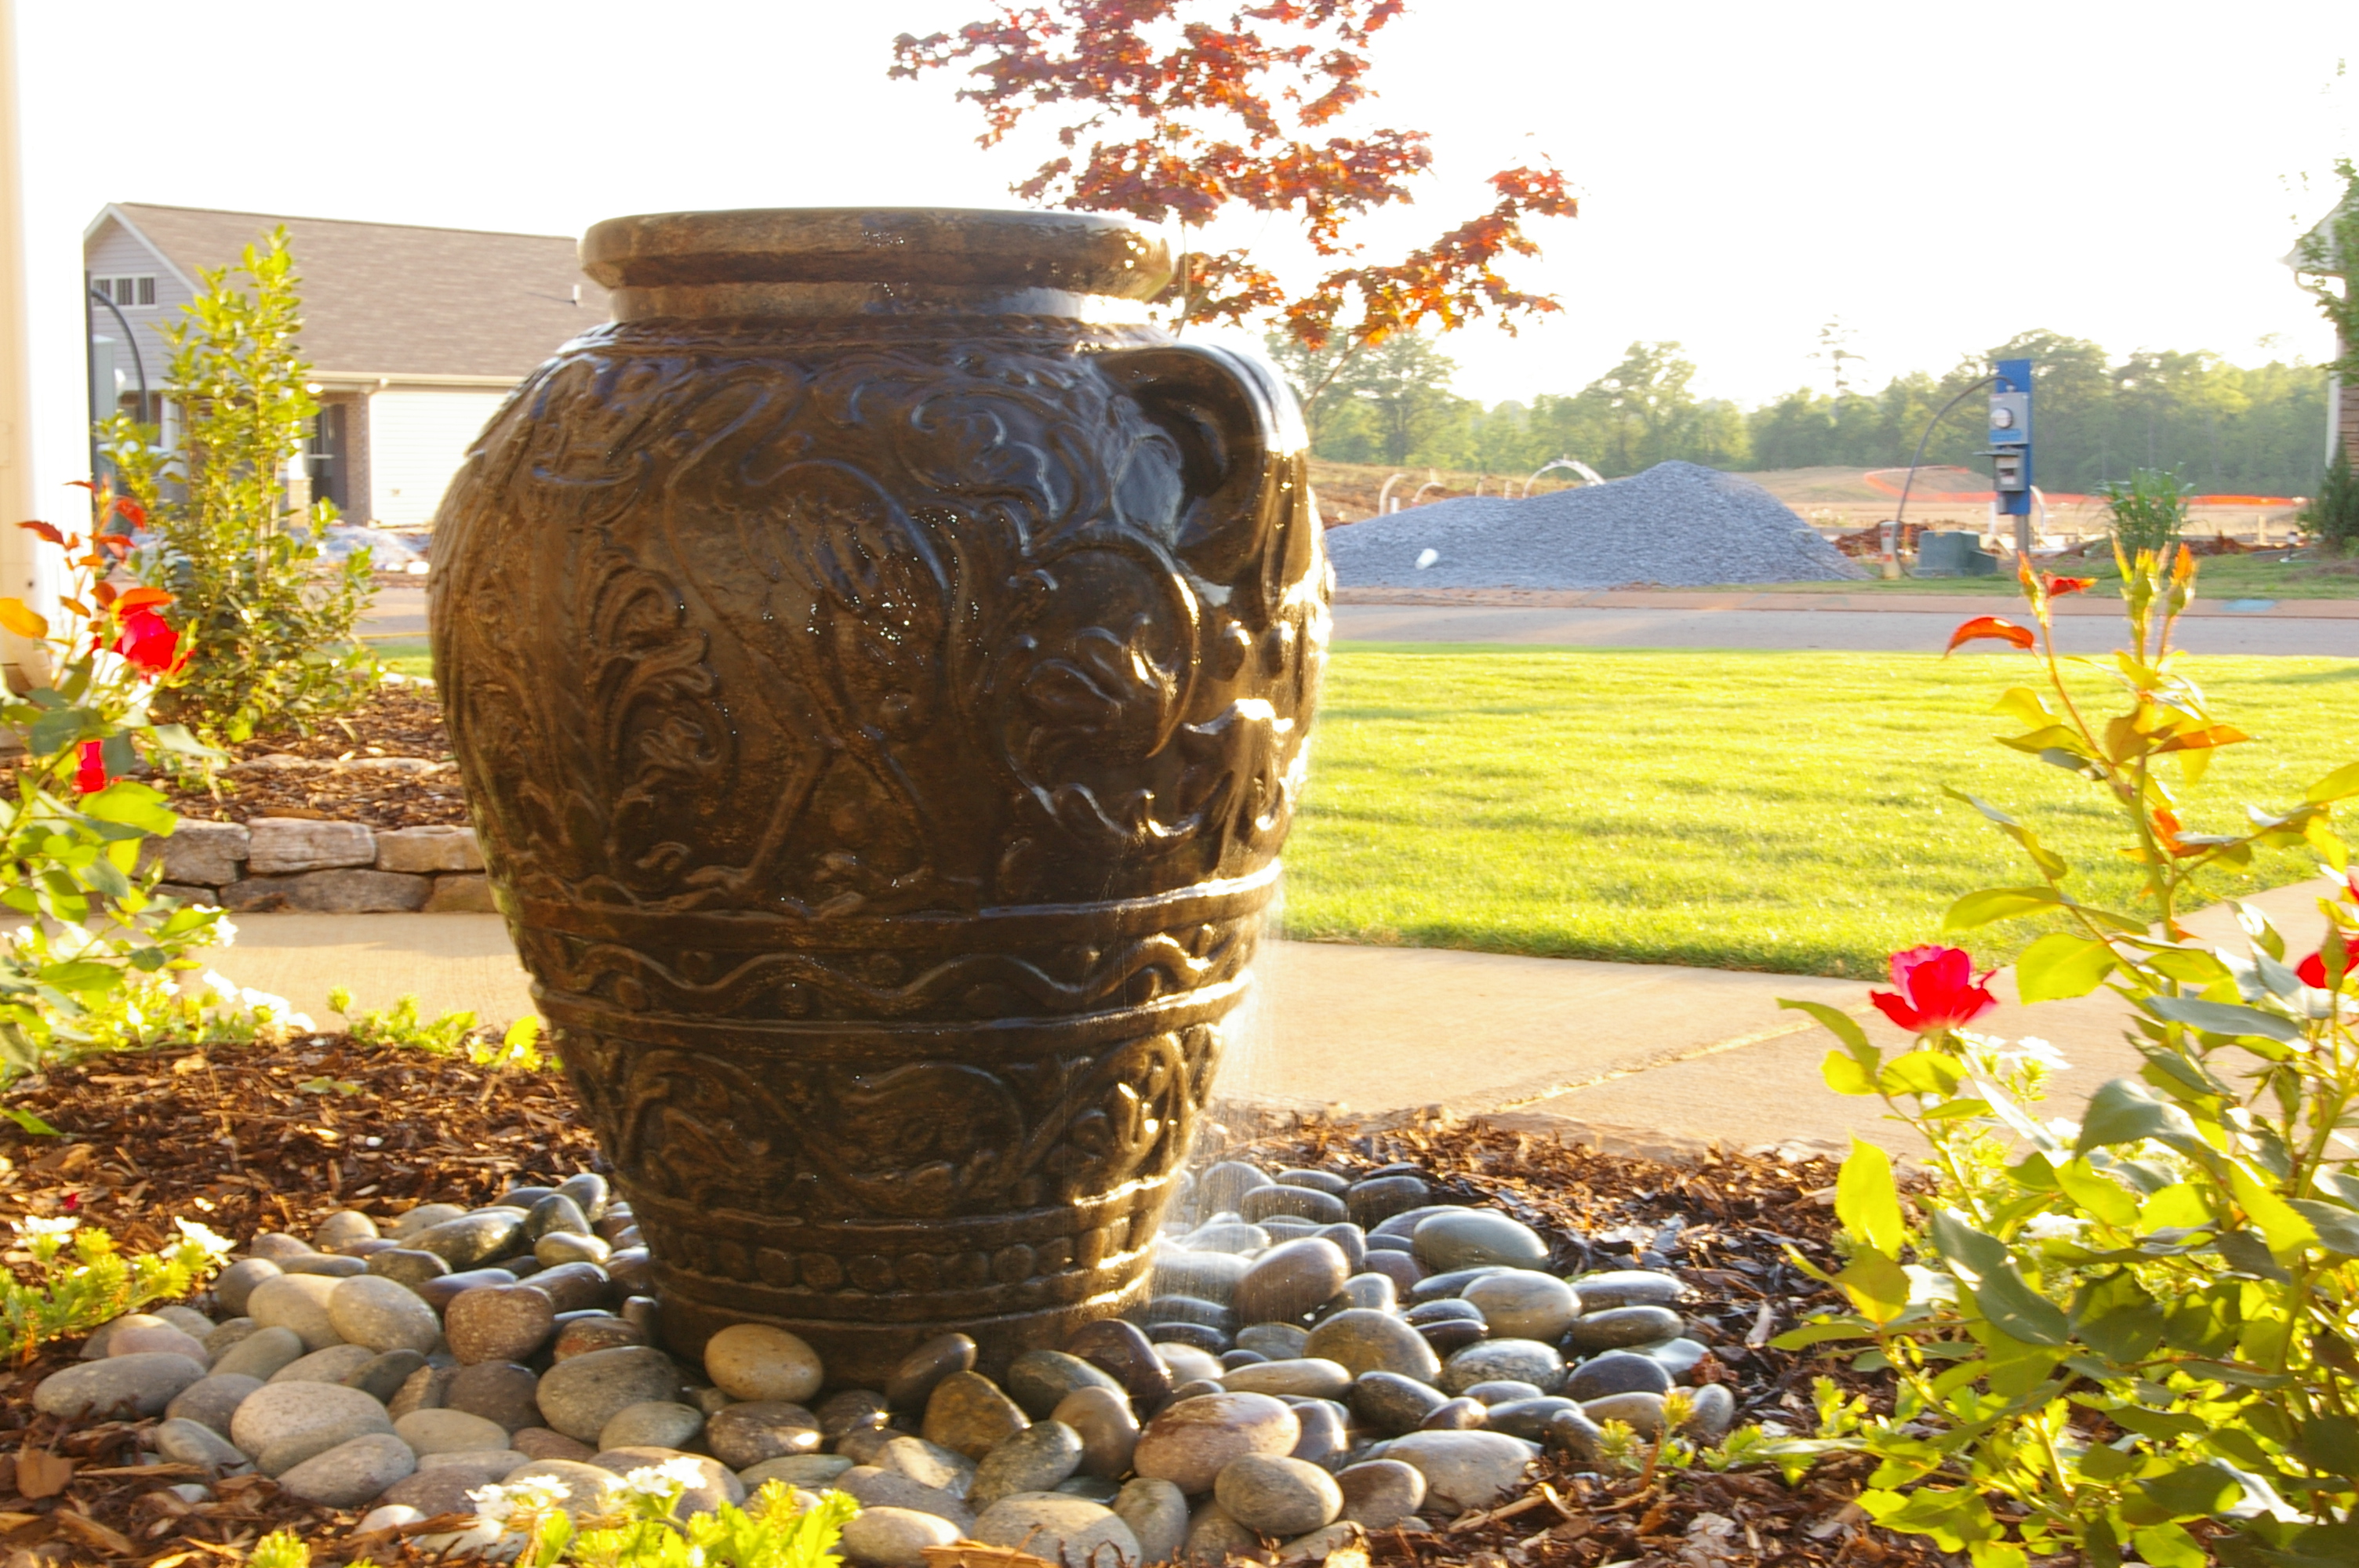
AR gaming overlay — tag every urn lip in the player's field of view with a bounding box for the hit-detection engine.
[580,207,1173,301]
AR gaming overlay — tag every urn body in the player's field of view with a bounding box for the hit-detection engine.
[429,209,1328,1383]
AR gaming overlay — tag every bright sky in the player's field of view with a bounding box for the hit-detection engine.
[12,0,2359,491]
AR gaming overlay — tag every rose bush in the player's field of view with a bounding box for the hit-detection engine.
[0,492,227,1073]
[1783,548,2359,1566]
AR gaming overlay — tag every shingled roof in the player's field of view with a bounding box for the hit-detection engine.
[95,203,610,379]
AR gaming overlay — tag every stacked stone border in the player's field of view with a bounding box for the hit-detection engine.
[145,818,493,914]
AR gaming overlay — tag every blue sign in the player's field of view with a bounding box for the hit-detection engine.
[1990,358,2034,517]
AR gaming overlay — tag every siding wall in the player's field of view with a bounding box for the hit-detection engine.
[83,219,189,413]
[367,389,507,526]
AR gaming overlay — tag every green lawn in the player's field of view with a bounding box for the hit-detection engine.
[1282,644,2359,978]
[370,637,432,679]
[1728,554,2359,601]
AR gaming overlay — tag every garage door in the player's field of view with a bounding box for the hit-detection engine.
[369,389,511,528]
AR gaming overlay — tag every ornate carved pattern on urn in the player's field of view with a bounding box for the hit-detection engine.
[430,209,1329,1381]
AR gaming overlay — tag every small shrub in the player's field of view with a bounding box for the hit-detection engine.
[98,227,377,743]
[1,1214,231,1363]
[1783,552,2359,1565]
[2303,441,2359,554]
[463,1462,856,1568]
[2099,466,2194,557]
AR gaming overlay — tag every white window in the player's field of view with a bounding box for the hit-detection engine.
[104,276,155,307]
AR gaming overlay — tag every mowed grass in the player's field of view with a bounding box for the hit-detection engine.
[1281,644,2359,978]
[1730,554,2359,601]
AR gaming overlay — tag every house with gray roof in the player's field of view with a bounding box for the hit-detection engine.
[84,203,609,527]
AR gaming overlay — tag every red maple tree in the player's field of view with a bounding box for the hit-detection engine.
[890,1,1576,359]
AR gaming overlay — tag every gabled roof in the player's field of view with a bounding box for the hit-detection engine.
[2285,192,2354,278]
[91,203,610,379]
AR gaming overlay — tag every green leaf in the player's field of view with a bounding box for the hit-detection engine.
[2129,1524,2209,1568]
[2077,1078,2202,1155]
[1834,1247,1912,1325]
[2304,760,2359,804]
[2129,1460,2245,1523]
[143,722,215,757]
[2288,1199,2359,1257]
[1837,1138,1906,1255]
[2146,995,2300,1042]
[26,706,89,756]
[1927,1208,2070,1346]
[2074,1271,2165,1363]
[0,1105,60,1136]
[1877,1050,1965,1099]
[77,780,176,835]
[1821,1048,1877,1097]
[2215,1229,2293,1282]
[1779,998,1875,1063]
[1944,886,2064,930]
[2015,931,2117,1002]
[2296,1415,2359,1479]
[2229,1161,2319,1256]
[2054,1158,2139,1227]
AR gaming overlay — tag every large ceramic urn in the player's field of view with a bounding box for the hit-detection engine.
[429,209,1328,1384]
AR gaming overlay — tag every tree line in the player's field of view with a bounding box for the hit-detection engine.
[1268,329,2335,495]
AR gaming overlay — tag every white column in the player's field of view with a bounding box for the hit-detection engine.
[0,0,49,686]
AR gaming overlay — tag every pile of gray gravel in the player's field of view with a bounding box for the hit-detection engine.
[1325,461,1867,589]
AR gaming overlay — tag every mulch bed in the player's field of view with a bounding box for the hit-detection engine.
[0,1043,1941,1566]
[155,687,472,832]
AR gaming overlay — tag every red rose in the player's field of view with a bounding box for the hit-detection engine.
[1870,944,1999,1034]
[2045,576,2095,597]
[112,608,179,676]
[2298,933,2353,989]
[75,741,107,794]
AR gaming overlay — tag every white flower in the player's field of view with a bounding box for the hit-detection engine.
[2045,1116,2081,1143]
[469,1475,570,1529]
[209,915,238,949]
[202,969,241,1006]
[14,1215,78,1238]
[2001,1036,2071,1073]
[280,1013,316,1035]
[238,986,296,1016]
[621,1456,708,1497]
[2022,1212,2091,1241]
[173,1218,232,1256]
[50,924,96,960]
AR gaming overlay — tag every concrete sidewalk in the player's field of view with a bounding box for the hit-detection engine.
[206,879,2334,1163]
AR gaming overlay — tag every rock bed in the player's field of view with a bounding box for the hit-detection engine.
[5,1137,1943,1567]
[1325,463,1869,590]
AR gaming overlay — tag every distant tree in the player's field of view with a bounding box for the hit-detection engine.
[2292,157,2359,481]
[1343,333,1464,465]
[891,1,1577,379]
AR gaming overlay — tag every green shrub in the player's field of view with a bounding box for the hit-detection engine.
[98,227,377,743]
[2303,442,2359,553]
[1,1213,231,1363]
[1783,552,2359,1566]
[2100,466,2194,557]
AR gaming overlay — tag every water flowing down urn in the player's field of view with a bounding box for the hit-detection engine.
[428,209,1329,1383]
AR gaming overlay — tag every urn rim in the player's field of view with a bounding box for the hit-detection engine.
[580,206,1173,301]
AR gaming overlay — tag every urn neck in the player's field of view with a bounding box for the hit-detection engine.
[606,280,1155,325]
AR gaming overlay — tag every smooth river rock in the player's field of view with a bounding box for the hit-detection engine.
[1561,1305,1685,1353]
[704,1323,825,1405]
[923,1370,1031,1461]
[1441,1339,1565,1396]
[971,1420,1085,1509]
[1216,1454,1343,1537]
[841,1506,964,1568]
[277,1432,416,1507]
[1460,1272,1582,1343]
[971,1493,1143,1568]
[327,1275,442,1355]
[1132,1392,1299,1495]
[230,1381,395,1468]
[245,1275,344,1352]
[1411,1211,1550,1273]
[1379,1429,1539,1515]
[1336,1459,1427,1530]
[1231,1238,1351,1326]
[445,1284,558,1365]
[210,1326,306,1382]
[706,1400,823,1469]
[533,1346,682,1443]
[1305,1308,1442,1383]
[35,1354,206,1420]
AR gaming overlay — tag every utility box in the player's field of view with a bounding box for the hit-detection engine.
[1915,530,2001,577]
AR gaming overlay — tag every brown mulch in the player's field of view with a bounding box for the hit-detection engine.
[154,686,471,831]
[0,1046,1943,1566]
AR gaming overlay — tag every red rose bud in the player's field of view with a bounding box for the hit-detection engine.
[1869,943,1999,1034]
[75,740,107,793]
[112,608,179,675]
[2045,576,2095,597]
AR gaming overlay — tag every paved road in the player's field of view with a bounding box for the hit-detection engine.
[1335,603,2359,656]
